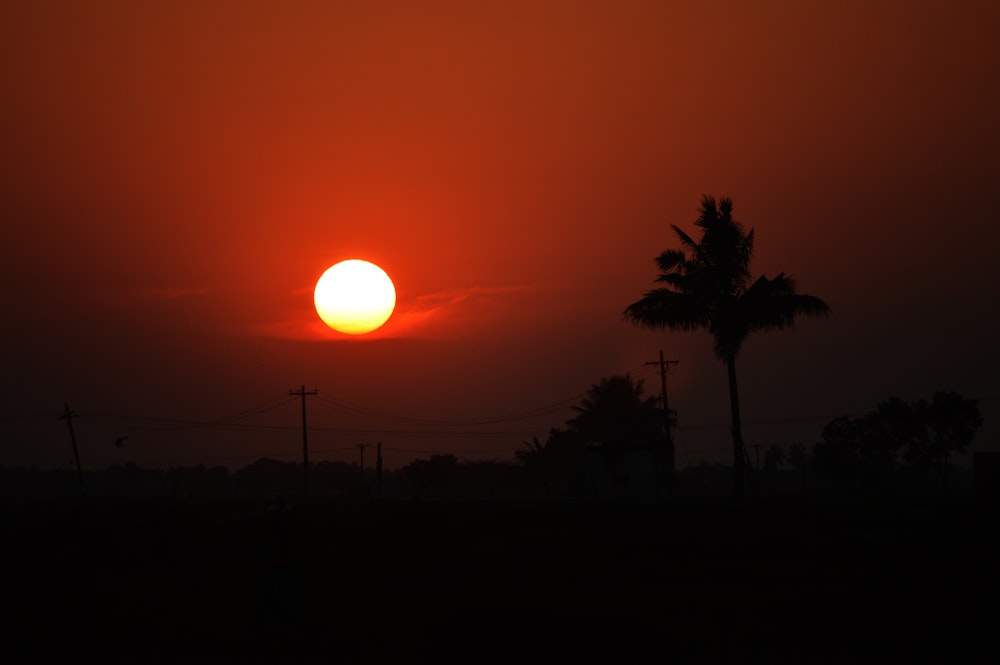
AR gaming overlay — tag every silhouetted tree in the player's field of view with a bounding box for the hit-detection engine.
[515,435,545,467]
[312,460,365,496]
[516,435,547,495]
[866,398,916,463]
[237,458,302,497]
[762,444,785,474]
[404,454,459,496]
[812,416,866,483]
[786,443,808,471]
[817,410,907,487]
[624,196,830,499]
[905,391,982,489]
[786,442,810,491]
[516,428,587,495]
[812,391,982,491]
[167,464,230,498]
[516,375,669,497]
[454,460,522,498]
[566,374,664,455]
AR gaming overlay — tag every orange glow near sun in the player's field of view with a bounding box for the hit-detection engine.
[314,260,396,335]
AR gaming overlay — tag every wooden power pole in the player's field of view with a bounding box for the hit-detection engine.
[375,442,383,499]
[289,386,318,503]
[357,443,369,492]
[645,352,679,501]
[58,402,85,504]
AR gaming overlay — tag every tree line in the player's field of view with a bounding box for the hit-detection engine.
[513,376,981,496]
[805,391,981,489]
[0,383,980,501]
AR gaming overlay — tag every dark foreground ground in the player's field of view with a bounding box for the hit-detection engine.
[3,493,994,664]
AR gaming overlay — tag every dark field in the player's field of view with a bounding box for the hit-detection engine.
[4,494,992,664]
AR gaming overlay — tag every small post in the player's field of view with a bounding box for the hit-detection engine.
[357,443,369,493]
[645,352,679,502]
[58,403,85,505]
[375,442,383,499]
[289,386,318,505]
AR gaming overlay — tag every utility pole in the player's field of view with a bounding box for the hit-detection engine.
[58,402,85,504]
[645,352,679,502]
[289,386,318,504]
[375,442,383,499]
[357,443,369,493]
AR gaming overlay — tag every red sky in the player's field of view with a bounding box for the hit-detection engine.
[2,0,998,471]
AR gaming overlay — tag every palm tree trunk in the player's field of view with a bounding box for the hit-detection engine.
[726,354,745,500]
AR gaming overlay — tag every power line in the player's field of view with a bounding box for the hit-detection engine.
[85,395,298,433]
[130,442,517,469]
[84,412,298,432]
[313,391,588,427]
[76,405,871,442]
[0,412,57,423]
[380,445,518,456]
[676,412,865,432]
[220,395,298,422]
[76,412,544,438]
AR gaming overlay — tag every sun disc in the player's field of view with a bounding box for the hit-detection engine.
[314,260,396,334]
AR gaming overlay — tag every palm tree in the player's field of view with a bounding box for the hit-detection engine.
[565,374,664,453]
[624,196,830,499]
[516,375,673,498]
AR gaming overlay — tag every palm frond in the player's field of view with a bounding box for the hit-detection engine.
[740,228,755,266]
[623,288,710,331]
[695,195,719,232]
[670,225,700,256]
[627,197,828,365]
[740,274,831,333]
[718,197,734,218]
[654,272,690,289]
[654,249,687,274]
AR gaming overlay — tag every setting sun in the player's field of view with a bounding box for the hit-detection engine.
[314,260,396,335]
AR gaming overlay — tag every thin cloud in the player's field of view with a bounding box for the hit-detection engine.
[250,282,564,341]
[410,283,559,310]
[94,286,212,311]
[247,318,342,341]
[394,283,563,333]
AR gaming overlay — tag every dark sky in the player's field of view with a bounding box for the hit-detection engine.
[2,0,998,471]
